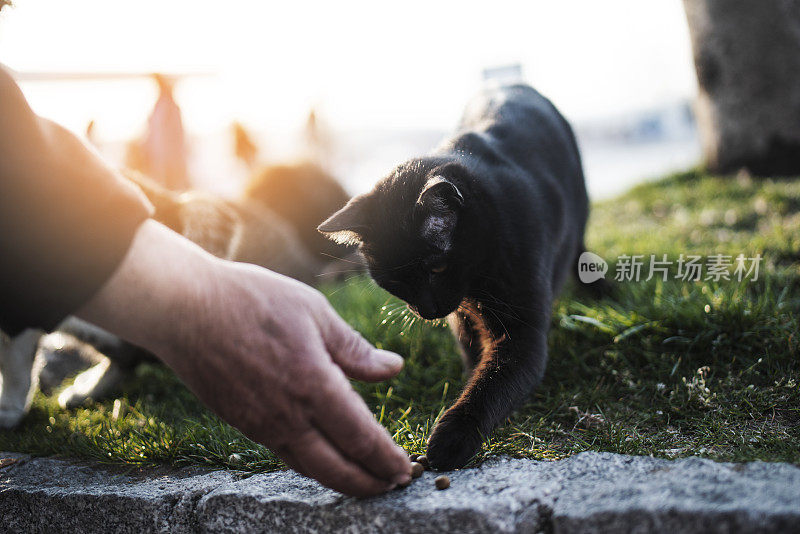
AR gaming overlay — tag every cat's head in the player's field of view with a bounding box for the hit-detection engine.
[318,159,474,319]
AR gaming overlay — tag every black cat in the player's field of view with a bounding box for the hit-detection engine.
[319,84,589,470]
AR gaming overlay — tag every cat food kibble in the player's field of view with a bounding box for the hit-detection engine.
[411,461,424,478]
[416,455,429,468]
[435,475,450,490]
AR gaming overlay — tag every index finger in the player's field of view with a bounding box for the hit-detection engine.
[311,366,411,485]
[277,429,395,497]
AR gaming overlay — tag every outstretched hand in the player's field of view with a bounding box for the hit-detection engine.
[78,220,411,496]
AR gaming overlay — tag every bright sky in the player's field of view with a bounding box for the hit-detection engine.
[0,0,697,138]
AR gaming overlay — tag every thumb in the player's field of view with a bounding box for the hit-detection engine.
[319,309,404,382]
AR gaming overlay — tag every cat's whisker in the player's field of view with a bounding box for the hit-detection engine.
[324,276,365,296]
[371,259,419,275]
[319,252,364,266]
[481,305,512,341]
[470,289,549,331]
[477,298,541,332]
[380,303,407,319]
[473,284,540,313]
[314,268,365,277]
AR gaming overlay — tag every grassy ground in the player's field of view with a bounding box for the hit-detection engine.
[1,169,798,472]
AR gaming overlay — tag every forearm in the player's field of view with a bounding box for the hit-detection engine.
[75,219,220,360]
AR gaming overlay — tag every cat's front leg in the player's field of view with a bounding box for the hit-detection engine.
[0,329,42,428]
[427,310,549,470]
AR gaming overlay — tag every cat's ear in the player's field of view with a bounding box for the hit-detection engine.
[417,176,464,209]
[317,195,372,245]
[416,176,463,250]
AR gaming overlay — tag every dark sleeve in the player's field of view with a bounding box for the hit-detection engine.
[0,67,154,335]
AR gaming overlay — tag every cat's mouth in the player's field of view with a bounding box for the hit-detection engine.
[407,303,451,320]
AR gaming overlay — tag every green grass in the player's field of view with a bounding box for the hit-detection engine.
[2,168,799,471]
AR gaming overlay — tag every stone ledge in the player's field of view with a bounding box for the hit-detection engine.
[1,451,799,533]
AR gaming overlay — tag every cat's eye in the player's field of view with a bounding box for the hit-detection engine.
[430,263,448,274]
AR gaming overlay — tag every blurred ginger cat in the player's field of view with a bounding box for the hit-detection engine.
[0,162,353,427]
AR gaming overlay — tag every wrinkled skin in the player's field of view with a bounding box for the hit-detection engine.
[79,221,411,497]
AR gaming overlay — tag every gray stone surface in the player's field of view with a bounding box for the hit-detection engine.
[2,451,799,533]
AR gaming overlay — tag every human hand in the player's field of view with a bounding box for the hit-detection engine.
[170,261,412,496]
[78,220,411,496]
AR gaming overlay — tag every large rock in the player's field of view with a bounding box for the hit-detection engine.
[683,0,800,175]
[0,452,233,533]
[1,451,799,533]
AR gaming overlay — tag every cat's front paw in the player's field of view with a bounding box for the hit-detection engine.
[426,409,484,470]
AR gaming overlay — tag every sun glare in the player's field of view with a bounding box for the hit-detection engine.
[1,1,694,131]
[0,0,698,197]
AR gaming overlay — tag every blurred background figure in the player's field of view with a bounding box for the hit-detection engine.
[126,73,190,191]
[84,119,97,145]
[482,63,524,85]
[232,121,259,172]
[302,108,335,169]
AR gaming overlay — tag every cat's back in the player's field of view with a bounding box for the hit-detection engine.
[441,84,587,264]
[459,84,554,133]
[449,83,585,214]
[458,84,579,168]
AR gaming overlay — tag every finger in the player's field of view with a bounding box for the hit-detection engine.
[286,429,396,497]
[274,446,303,473]
[311,368,411,484]
[320,310,404,382]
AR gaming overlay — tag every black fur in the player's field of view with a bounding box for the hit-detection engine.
[320,84,588,470]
